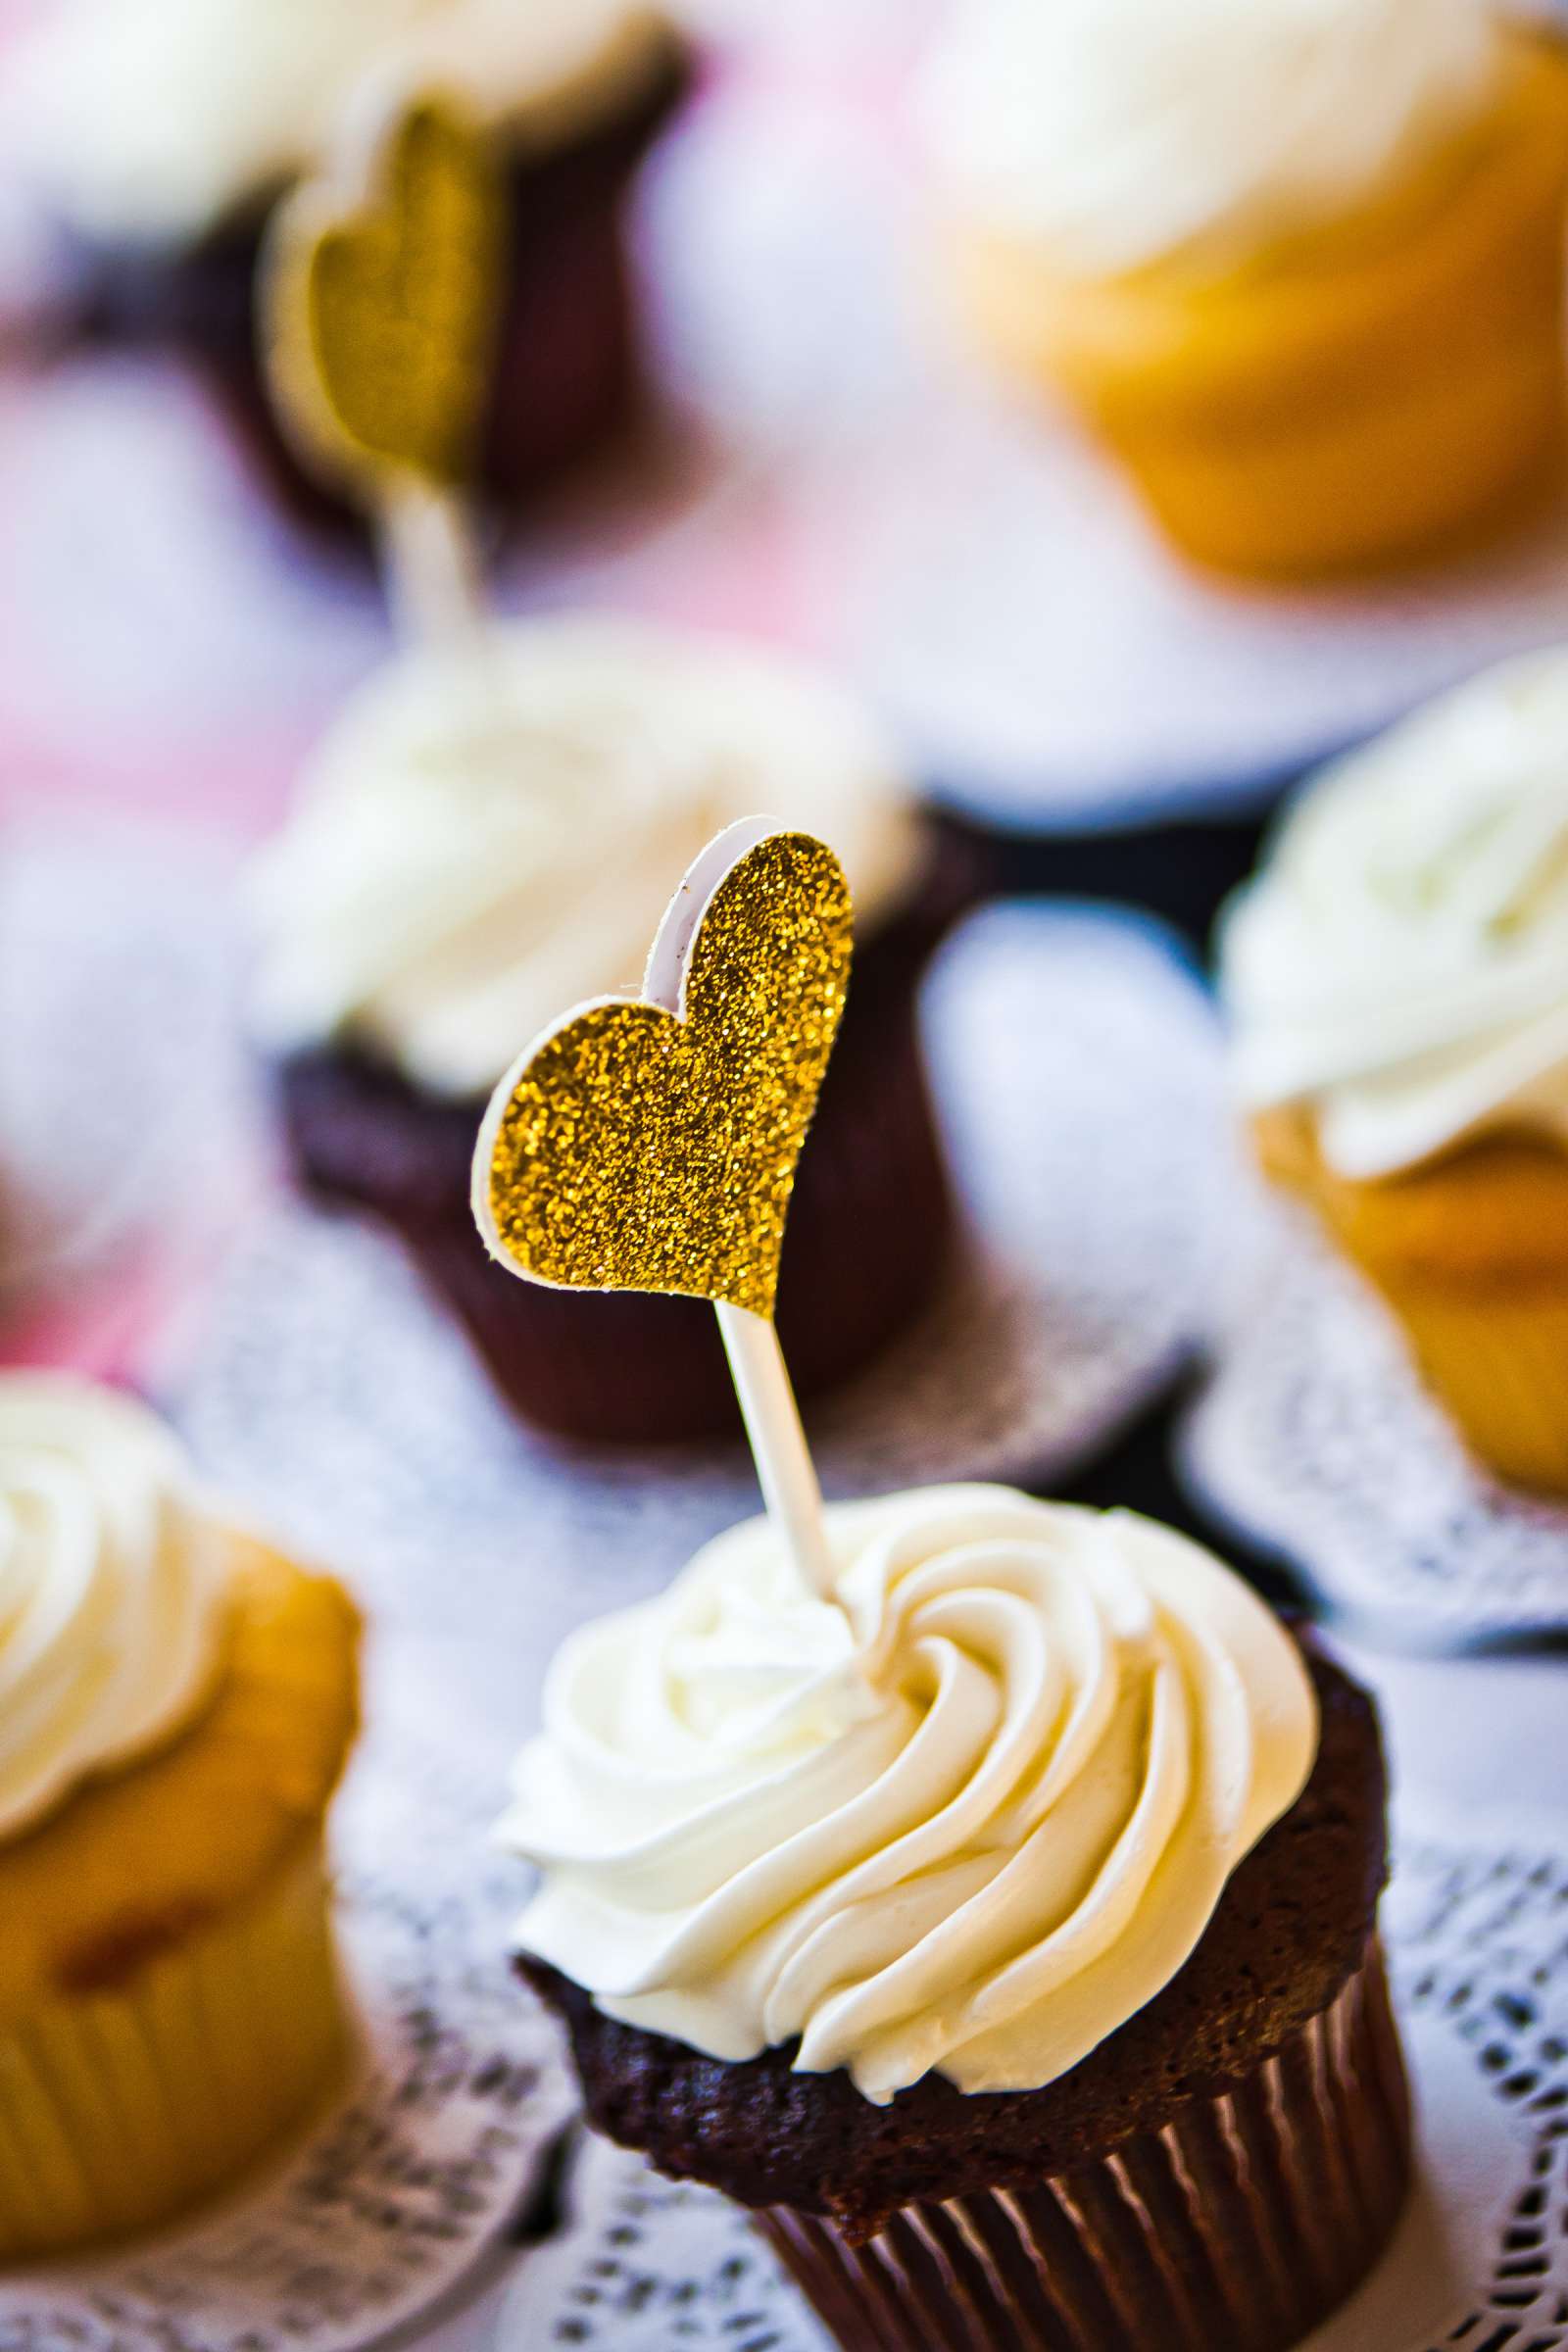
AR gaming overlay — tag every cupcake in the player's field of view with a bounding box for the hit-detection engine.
[504,1483,1410,2351]
[0,1373,360,2257]
[250,616,973,1444]
[1219,647,1568,1495]
[9,0,688,529]
[918,0,1568,578]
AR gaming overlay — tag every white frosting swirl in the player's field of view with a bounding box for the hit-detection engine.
[10,0,672,245]
[1221,648,1568,1180]
[501,1486,1317,2104]
[0,1376,228,1844]
[250,617,922,1100]
[918,0,1502,275]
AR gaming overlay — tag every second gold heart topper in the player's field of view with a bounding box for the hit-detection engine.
[472,820,854,1596]
[265,91,502,497]
[263,86,500,645]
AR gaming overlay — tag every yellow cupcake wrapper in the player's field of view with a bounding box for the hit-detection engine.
[1367,1276,1568,1500]
[0,1837,347,2263]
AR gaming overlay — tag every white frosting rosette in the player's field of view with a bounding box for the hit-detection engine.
[8,0,675,245]
[0,1375,226,1842]
[501,1484,1317,2104]
[917,0,1502,273]
[250,616,922,1101]
[1219,646,1568,1180]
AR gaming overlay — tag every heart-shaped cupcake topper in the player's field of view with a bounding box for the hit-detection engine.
[474,824,852,1316]
[473,820,852,1596]
[263,89,500,644]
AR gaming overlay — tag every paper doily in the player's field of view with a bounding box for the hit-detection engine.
[1179,1205,1568,1651]
[172,904,1228,1749]
[0,1722,574,2352]
[495,1826,1568,2352]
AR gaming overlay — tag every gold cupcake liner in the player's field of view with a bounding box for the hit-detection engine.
[1371,1275,1568,1498]
[760,1939,1410,2352]
[0,1836,348,2262]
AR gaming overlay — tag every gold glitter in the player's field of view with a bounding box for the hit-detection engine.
[264,96,502,490]
[483,832,854,1318]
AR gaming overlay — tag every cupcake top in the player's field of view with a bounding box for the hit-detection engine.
[250,617,924,1102]
[10,0,674,246]
[1220,648,1568,1180]
[0,1375,228,1843]
[917,0,1501,276]
[500,1484,1317,2105]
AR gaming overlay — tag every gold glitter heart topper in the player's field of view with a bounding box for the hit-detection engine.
[472,823,854,1320]
[264,90,503,494]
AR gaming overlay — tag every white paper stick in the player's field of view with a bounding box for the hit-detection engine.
[716,1301,837,1603]
[378,475,487,652]
[644,819,838,1606]
[473,818,841,1606]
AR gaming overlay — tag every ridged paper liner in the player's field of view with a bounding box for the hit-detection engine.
[0,1723,578,2352]
[1359,1275,1568,1500]
[0,1838,343,2262]
[759,1939,1410,2352]
[1181,1199,1568,1647]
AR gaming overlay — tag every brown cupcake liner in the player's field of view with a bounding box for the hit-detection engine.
[760,1937,1411,2352]
[279,835,986,1443]
[416,965,954,1441]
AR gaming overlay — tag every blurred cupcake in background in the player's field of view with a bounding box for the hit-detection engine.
[919,0,1568,578]
[250,615,976,1443]
[508,1484,1410,2351]
[0,1374,360,2256]
[1220,647,1568,1494]
[9,0,690,527]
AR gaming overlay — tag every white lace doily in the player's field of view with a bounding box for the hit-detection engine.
[495,1823,1568,2352]
[0,1720,575,2352]
[170,904,1228,1745]
[1180,1203,1568,1651]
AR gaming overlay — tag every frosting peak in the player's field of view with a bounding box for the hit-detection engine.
[918,0,1501,275]
[11,0,671,244]
[250,617,921,1100]
[502,1486,1317,2103]
[1220,647,1568,1179]
[0,1376,228,1843]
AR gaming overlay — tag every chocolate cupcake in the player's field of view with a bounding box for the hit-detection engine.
[250,616,974,1442]
[12,0,688,530]
[505,1485,1410,2352]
